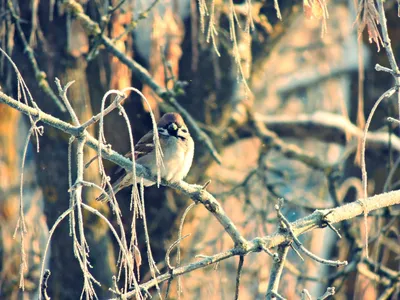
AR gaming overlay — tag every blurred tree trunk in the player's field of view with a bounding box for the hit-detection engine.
[0,102,50,300]
[0,104,23,299]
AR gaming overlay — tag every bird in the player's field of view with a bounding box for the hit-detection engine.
[97,112,194,201]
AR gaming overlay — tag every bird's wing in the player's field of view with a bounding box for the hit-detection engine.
[114,130,155,174]
[134,130,156,160]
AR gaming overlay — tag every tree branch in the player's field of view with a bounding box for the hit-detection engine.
[7,0,66,112]
[0,90,245,247]
[2,88,400,298]
[117,188,400,298]
[63,0,222,164]
[255,111,400,153]
[2,86,400,298]
[266,245,289,300]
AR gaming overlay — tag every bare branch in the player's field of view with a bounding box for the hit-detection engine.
[376,0,400,78]
[317,287,335,300]
[39,206,75,300]
[40,269,51,300]
[2,86,400,299]
[54,78,80,125]
[0,90,246,247]
[177,202,197,296]
[253,111,400,153]
[117,189,400,298]
[266,245,290,300]
[234,256,244,300]
[63,0,221,164]
[361,87,397,257]
[250,115,333,173]
[80,94,126,130]
[6,1,66,111]
[276,204,347,267]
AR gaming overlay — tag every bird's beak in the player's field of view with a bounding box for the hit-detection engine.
[169,123,178,131]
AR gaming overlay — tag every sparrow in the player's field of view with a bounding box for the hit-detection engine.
[97,112,194,201]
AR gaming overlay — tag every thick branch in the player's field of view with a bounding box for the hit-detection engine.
[255,111,400,153]
[118,189,400,298]
[251,116,331,173]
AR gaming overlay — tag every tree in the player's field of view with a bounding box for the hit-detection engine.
[0,0,399,299]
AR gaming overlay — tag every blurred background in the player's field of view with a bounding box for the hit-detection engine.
[0,0,399,299]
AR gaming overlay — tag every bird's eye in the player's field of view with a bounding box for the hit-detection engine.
[181,128,188,133]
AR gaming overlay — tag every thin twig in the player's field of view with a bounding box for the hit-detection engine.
[75,136,100,299]
[276,205,348,267]
[111,0,161,42]
[266,245,290,300]
[177,202,196,297]
[54,78,80,125]
[6,0,66,111]
[301,289,312,300]
[360,86,397,257]
[234,255,244,300]
[270,291,287,300]
[40,269,51,300]
[376,1,400,78]
[79,91,126,130]
[39,207,75,300]
[139,180,161,297]
[317,287,335,300]
[325,221,342,239]
[165,234,191,270]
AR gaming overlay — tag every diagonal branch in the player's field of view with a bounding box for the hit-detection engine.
[0,90,246,248]
[6,0,66,112]
[117,188,400,299]
[63,0,221,164]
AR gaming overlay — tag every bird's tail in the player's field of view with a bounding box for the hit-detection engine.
[96,175,125,202]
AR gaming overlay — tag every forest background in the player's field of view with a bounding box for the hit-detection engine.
[0,0,400,299]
